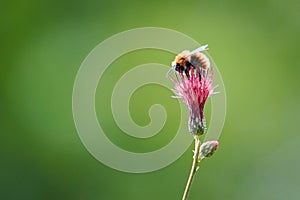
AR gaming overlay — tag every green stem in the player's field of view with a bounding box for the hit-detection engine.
[182,137,201,200]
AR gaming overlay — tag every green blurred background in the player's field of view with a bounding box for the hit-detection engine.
[1,0,300,199]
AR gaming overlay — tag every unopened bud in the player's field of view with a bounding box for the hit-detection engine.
[198,141,219,160]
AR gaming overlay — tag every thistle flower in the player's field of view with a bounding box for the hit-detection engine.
[170,46,221,200]
[170,68,216,136]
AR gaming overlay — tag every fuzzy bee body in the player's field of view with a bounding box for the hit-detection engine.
[171,45,210,78]
[190,52,210,70]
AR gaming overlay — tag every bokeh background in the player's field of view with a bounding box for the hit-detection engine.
[1,0,300,199]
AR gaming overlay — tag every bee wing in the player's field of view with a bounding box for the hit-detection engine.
[188,44,209,56]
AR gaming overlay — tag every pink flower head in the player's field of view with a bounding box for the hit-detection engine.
[170,67,217,136]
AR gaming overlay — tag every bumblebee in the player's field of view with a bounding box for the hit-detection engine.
[170,44,210,78]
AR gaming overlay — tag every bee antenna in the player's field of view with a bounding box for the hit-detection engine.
[166,67,174,78]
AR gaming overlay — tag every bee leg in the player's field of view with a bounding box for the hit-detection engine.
[185,62,192,78]
[184,68,190,78]
[196,67,202,81]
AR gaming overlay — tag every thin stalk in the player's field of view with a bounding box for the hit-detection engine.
[182,137,202,200]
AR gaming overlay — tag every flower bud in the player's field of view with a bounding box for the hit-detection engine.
[198,141,219,160]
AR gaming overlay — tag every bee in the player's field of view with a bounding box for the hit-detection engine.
[169,44,211,78]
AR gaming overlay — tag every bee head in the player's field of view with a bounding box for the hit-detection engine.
[167,50,191,77]
[171,61,184,73]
